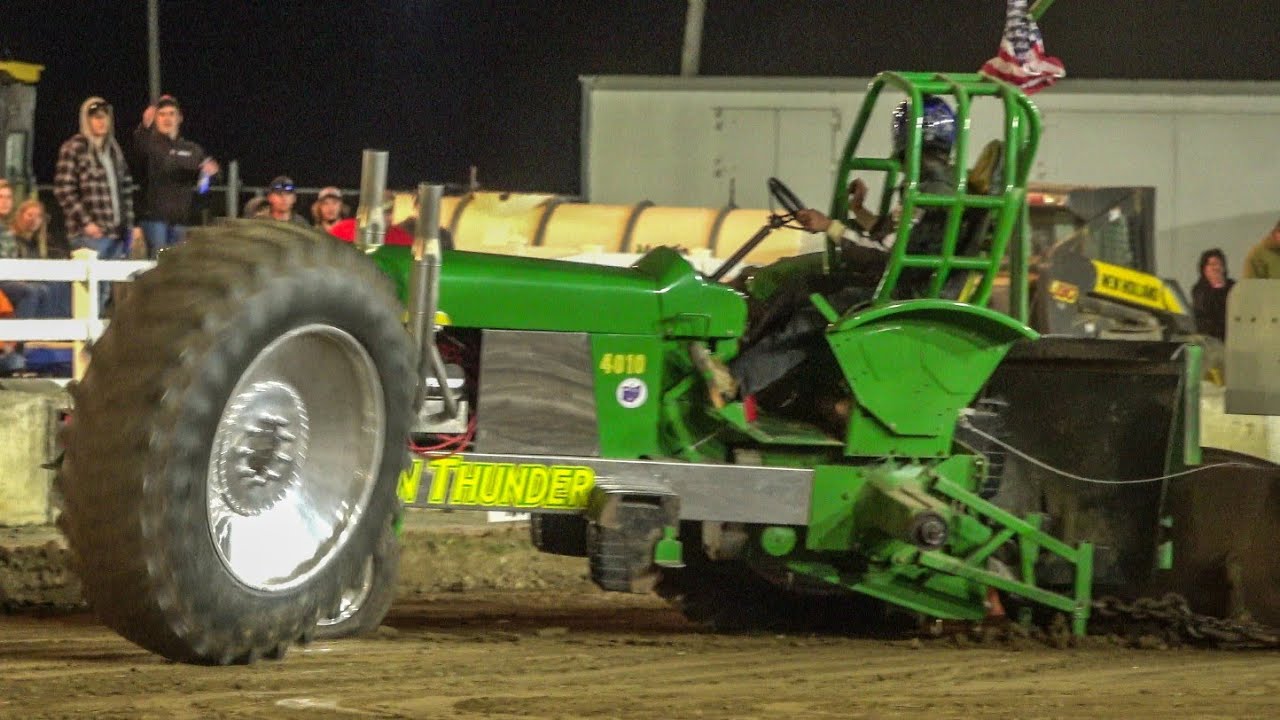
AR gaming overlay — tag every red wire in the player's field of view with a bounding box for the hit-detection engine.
[408,414,477,455]
[408,334,479,456]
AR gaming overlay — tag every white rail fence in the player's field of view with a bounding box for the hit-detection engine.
[0,249,155,379]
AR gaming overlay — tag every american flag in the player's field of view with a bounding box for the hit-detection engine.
[980,0,1065,94]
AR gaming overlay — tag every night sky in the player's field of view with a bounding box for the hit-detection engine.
[4,1,1276,195]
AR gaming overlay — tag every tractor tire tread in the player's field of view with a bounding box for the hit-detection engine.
[57,222,413,664]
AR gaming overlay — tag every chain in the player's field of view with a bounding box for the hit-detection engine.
[1093,593,1280,649]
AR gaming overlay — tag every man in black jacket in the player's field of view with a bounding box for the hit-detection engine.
[132,95,219,258]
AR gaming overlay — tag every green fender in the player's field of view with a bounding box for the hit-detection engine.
[826,299,1038,458]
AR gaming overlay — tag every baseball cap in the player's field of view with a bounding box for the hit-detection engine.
[155,94,180,111]
[267,176,296,194]
[317,186,342,202]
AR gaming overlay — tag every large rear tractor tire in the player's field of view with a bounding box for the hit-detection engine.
[56,221,414,664]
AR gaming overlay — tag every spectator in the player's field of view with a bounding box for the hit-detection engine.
[311,186,348,232]
[1191,248,1235,341]
[386,191,455,250]
[0,181,17,370]
[0,198,18,259]
[327,191,416,247]
[53,97,142,263]
[253,176,310,227]
[10,198,50,259]
[0,287,19,374]
[0,179,13,227]
[0,199,68,318]
[132,94,218,257]
[242,195,267,218]
[312,192,458,253]
[1243,218,1280,279]
[394,215,455,251]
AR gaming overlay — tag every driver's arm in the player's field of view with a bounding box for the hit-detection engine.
[794,209,888,253]
[849,206,879,233]
[795,177,879,233]
[845,177,878,232]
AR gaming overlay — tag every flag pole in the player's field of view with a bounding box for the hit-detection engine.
[1029,0,1056,21]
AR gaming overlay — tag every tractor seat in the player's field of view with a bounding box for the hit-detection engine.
[967,139,1005,196]
[939,140,1006,300]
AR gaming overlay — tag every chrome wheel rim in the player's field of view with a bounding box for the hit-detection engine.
[316,555,375,627]
[207,324,385,592]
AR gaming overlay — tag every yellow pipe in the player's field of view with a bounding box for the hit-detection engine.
[630,206,719,254]
[541,204,634,252]
[444,191,817,265]
[452,193,550,253]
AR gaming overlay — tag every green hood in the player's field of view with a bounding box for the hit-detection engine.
[371,245,746,338]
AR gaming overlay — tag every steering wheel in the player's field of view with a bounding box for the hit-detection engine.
[767,177,806,216]
[708,178,807,282]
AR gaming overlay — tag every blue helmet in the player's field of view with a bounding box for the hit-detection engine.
[891,95,956,155]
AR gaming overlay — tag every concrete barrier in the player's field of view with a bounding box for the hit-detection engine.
[1200,381,1279,463]
[0,381,67,526]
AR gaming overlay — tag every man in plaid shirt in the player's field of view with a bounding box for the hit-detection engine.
[53,96,142,261]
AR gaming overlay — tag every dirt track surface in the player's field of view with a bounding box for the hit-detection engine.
[0,590,1278,720]
[3,517,1280,718]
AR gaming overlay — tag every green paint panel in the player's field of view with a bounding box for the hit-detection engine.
[827,301,1036,457]
[634,248,748,338]
[440,251,660,334]
[590,334,666,457]
[366,244,413,304]
[807,465,868,552]
[371,246,746,338]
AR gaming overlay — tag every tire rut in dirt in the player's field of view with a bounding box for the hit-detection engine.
[56,220,413,664]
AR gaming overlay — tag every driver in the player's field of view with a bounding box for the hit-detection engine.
[724,96,959,415]
[794,94,958,276]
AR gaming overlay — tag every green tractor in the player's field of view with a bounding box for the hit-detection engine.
[57,71,1278,664]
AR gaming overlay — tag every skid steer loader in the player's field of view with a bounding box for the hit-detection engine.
[55,71,1280,664]
[1023,184,1198,343]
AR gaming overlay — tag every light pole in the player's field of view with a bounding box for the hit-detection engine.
[681,0,706,77]
[147,0,161,102]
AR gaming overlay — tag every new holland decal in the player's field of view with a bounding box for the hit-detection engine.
[1048,279,1079,304]
[1092,263,1170,311]
[398,455,595,510]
